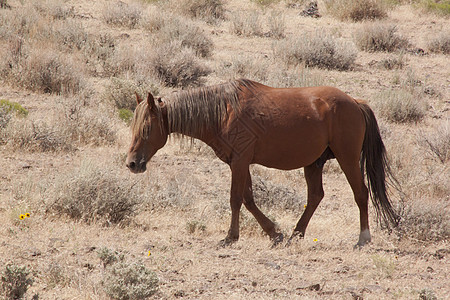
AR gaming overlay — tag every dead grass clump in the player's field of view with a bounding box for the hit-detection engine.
[277,31,357,70]
[398,200,449,242]
[149,41,211,87]
[1,117,72,152]
[373,89,427,123]
[428,30,450,54]
[378,53,406,70]
[46,162,142,225]
[324,0,388,21]
[355,23,409,52]
[102,1,142,28]
[33,0,75,20]
[102,78,148,111]
[267,11,286,39]
[419,122,450,164]
[230,11,265,37]
[58,99,117,146]
[181,0,226,24]
[253,175,304,211]
[157,17,214,58]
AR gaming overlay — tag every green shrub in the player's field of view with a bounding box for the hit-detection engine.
[277,31,357,70]
[251,0,281,6]
[324,0,388,21]
[119,109,133,124]
[103,261,158,300]
[355,23,409,52]
[420,0,450,16]
[0,100,28,117]
[1,264,33,300]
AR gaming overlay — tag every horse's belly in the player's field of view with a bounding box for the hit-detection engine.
[252,131,328,170]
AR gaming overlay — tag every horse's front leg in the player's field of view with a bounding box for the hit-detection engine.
[220,162,248,246]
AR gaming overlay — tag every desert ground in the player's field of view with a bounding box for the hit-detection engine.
[0,0,449,299]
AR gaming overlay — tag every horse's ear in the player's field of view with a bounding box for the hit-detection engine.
[147,92,157,111]
[135,92,143,104]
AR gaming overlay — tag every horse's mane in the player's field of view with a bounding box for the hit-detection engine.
[131,79,258,139]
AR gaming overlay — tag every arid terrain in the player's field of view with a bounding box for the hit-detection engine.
[0,0,449,299]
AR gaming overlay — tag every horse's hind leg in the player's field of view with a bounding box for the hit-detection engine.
[335,157,371,247]
[289,164,324,243]
[243,171,283,245]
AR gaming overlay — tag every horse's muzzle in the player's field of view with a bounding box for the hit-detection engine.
[126,159,147,173]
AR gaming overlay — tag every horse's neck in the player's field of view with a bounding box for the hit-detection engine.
[164,103,217,143]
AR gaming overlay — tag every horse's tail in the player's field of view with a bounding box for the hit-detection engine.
[356,100,400,229]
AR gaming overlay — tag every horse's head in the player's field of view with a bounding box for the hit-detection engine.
[126,92,167,173]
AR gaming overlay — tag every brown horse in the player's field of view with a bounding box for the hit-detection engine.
[126,79,399,247]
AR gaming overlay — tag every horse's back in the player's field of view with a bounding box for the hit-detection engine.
[237,84,365,169]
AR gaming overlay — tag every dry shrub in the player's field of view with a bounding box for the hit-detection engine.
[57,98,117,146]
[102,1,142,28]
[1,117,72,152]
[157,17,214,58]
[149,41,211,87]
[219,55,324,87]
[33,0,75,20]
[419,0,450,16]
[378,53,406,70]
[267,11,286,39]
[399,199,449,242]
[276,31,357,70]
[419,122,450,164]
[46,162,143,225]
[230,11,265,37]
[355,22,409,52]
[324,0,388,21]
[428,30,450,54]
[103,260,158,300]
[180,0,226,24]
[253,175,304,211]
[102,78,155,111]
[373,89,427,123]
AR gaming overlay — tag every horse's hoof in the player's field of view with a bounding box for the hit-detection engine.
[286,232,304,247]
[271,233,284,248]
[218,237,238,247]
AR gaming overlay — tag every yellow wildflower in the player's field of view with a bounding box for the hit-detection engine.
[19,214,25,220]
[148,251,151,256]
[25,213,30,218]
[313,238,318,242]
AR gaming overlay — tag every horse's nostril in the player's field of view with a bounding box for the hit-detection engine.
[127,161,136,169]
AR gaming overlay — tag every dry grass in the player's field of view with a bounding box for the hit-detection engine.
[324,0,389,21]
[149,40,211,87]
[178,0,226,24]
[373,88,427,123]
[276,30,357,70]
[230,11,265,37]
[427,29,450,54]
[0,0,449,299]
[355,22,410,52]
[102,1,142,28]
[45,161,143,226]
[156,16,214,58]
